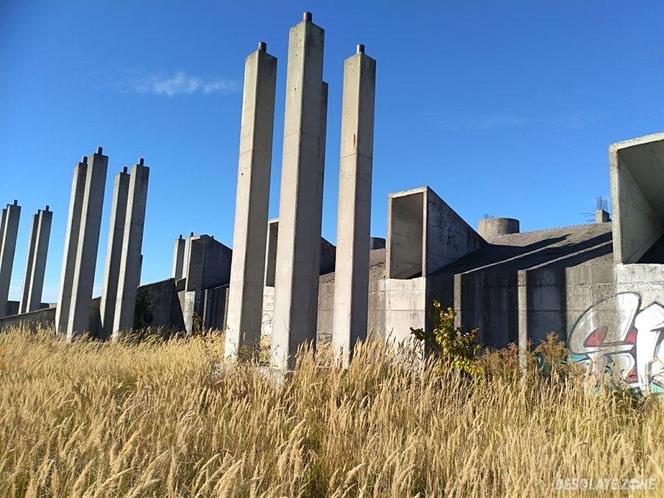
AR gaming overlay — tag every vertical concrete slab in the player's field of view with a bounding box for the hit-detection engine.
[20,207,52,313]
[56,158,88,333]
[172,235,186,280]
[225,42,277,360]
[67,148,108,339]
[99,167,130,337]
[271,12,327,370]
[332,44,376,366]
[0,201,21,317]
[113,159,149,335]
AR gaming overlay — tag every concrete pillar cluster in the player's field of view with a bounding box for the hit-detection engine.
[61,148,108,339]
[225,12,376,370]
[0,200,21,317]
[20,206,53,313]
[56,148,149,340]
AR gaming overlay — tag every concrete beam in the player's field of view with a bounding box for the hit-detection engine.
[112,159,149,335]
[56,157,88,333]
[67,148,108,340]
[20,207,52,313]
[0,200,21,317]
[226,42,277,360]
[99,167,130,337]
[272,12,327,370]
[171,235,186,280]
[332,44,376,366]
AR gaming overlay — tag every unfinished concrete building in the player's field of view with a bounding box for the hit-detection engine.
[2,15,664,387]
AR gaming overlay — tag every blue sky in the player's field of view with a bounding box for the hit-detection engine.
[1,1,663,303]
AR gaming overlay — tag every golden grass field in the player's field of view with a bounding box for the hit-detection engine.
[1,326,663,497]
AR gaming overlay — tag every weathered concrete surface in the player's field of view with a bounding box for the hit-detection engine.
[315,247,386,344]
[204,284,229,330]
[1,279,182,333]
[610,133,664,264]
[332,45,376,366]
[180,235,232,333]
[68,148,108,340]
[444,222,614,348]
[226,43,277,360]
[0,306,55,331]
[271,14,327,370]
[171,235,186,280]
[113,160,149,335]
[20,207,52,313]
[0,201,21,317]
[264,219,336,287]
[100,168,130,337]
[478,217,520,241]
[56,158,88,334]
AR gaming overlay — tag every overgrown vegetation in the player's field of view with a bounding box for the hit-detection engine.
[0,326,662,496]
[410,301,481,376]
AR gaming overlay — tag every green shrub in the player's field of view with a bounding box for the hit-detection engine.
[411,300,481,376]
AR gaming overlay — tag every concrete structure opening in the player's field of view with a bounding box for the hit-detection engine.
[387,190,424,279]
[611,133,664,264]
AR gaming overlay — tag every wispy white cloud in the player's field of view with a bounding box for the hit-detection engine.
[430,113,592,131]
[117,69,239,97]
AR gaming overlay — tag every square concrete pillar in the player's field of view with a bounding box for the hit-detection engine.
[20,206,52,313]
[112,159,149,335]
[332,44,376,367]
[225,42,277,360]
[56,157,88,333]
[19,212,39,314]
[67,148,108,339]
[272,12,327,370]
[172,235,186,280]
[99,167,130,337]
[0,200,21,317]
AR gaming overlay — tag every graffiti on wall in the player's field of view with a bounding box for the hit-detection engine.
[569,292,664,394]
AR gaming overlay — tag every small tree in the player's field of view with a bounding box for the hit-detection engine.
[411,300,481,376]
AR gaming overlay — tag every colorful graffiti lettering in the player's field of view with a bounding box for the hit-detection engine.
[568,292,664,395]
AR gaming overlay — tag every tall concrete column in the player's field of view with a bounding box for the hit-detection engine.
[99,167,130,337]
[67,147,108,339]
[225,41,277,360]
[112,159,149,335]
[172,235,186,280]
[20,206,53,313]
[332,44,376,367]
[0,200,21,317]
[272,12,327,370]
[20,212,39,314]
[56,157,88,333]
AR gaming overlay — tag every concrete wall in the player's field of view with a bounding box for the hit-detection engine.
[610,133,664,264]
[0,306,55,331]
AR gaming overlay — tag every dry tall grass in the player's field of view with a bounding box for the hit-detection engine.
[1,326,662,497]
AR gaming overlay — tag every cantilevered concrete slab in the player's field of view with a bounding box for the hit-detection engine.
[100,167,130,337]
[56,157,88,333]
[609,133,664,264]
[226,41,277,360]
[272,12,328,370]
[332,44,376,367]
[113,159,149,335]
[0,201,21,317]
[20,206,52,313]
[67,148,108,339]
